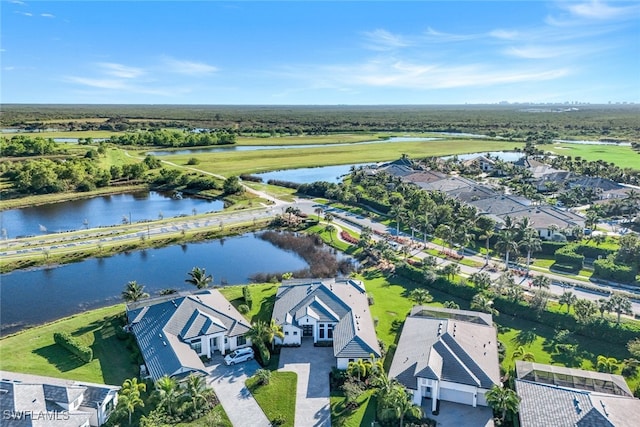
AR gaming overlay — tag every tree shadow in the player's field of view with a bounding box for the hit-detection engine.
[550,346,586,368]
[253,295,276,323]
[32,344,86,372]
[511,329,537,346]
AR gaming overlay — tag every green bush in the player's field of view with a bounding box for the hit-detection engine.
[254,340,270,366]
[552,263,581,274]
[540,241,567,256]
[574,244,616,260]
[593,256,638,284]
[53,331,93,363]
[555,245,584,270]
[243,286,253,309]
[238,304,250,314]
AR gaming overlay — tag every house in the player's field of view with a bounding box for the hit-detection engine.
[126,289,252,381]
[0,371,119,427]
[462,155,497,173]
[515,361,640,427]
[498,205,585,239]
[271,279,381,369]
[388,306,500,413]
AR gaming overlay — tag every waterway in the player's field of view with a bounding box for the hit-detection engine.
[0,233,311,336]
[1,191,224,239]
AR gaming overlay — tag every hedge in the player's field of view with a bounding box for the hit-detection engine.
[555,245,584,270]
[394,263,640,345]
[574,244,616,260]
[254,340,270,366]
[593,257,638,284]
[540,241,567,256]
[53,331,93,363]
[243,286,253,309]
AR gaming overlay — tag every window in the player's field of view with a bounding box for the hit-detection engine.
[285,331,289,336]
[319,328,324,339]
[328,324,334,339]
[237,335,247,346]
[293,331,298,335]
[224,337,228,344]
[191,340,202,354]
[348,359,355,363]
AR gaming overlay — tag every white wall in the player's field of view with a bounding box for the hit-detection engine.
[277,324,301,346]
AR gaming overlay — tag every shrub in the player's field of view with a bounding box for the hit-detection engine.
[554,245,584,270]
[53,331,93,362]
[593,256,638,283]
[271,414,286,426]
[238,304,250,315]
[254,368,272,386]
[186,157,200,165]
[242,286,253,309]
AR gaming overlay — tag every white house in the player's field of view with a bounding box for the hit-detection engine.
[388,306,501,413]
[0,371,119,426]
[126,289,252,380]
[271,279,381,369]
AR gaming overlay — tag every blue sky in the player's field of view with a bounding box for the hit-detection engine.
[2,1,639,104]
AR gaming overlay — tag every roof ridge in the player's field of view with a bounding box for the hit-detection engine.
[439,333,481,387]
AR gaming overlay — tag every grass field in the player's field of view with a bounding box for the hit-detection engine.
[2,130,120,139]
[159,139,524,176]
[0,304,136,385]
[237,133,388,146]
[546,143,640,170]
[246,371,297,427]
[331,389,377,427]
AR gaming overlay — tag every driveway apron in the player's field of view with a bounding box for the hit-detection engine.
[279,339,334,427]
[207,359,271,427]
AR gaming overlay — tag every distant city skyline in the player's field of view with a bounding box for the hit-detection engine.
[2,1,639,105]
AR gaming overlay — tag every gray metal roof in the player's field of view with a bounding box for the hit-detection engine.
[389,307,500,391]
[127,289,250,381]
[273,279,380,359]
[516,379,640,427]
[468,194,531,216]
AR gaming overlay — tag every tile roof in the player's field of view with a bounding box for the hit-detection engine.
[127,289,250,380]
[0,371,119,427]
[389,306,500,391]
[516,379,640,427]
[272,279,380,359]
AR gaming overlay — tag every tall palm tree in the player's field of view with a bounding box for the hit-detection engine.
[496,229,519,271]
[324,224,336,243]
[185,266,213,289]
[597,298,611,319]
[486,385,520,423]
[477,216,497,266]
[596,355,619,374]
[409,288,433,305]
[153,375,181,416]
[247,320,284,350]
[609,293,632,324]
[531,275,551,290]
[519,227,541,272]
[559,291,578,313]
[121,281,149,303]
[469,272,492,291]
[314,207,324,223]
[118,389,145,425]
[471,293,498,316]
[435,223,452,252]
[389,205,404,237]
[382,385,422,427]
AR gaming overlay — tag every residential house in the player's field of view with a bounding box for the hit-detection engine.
[388,306,500,413]
[126,289,251,381]
[271,279,381,369]
[0,371,119,427]
[462,155,497,173]
[515,361,640,427]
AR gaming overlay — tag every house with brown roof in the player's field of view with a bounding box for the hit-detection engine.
[126,289,252,381]
[388,306,500,413]
[271,279,381,369]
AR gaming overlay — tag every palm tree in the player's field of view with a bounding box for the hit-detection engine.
[324,224,336,243]
[469,272,491,291]
[574,299,597,324]
[121,281,149,303]
[609,293,632,324]
[347,359,369,382]
[471,293,498,316]
[486,385,520,423]
[409,288,433,305]
[248,320,284,350]
[506,283,524,303]
[185,266,213,289]
[153,375,181,416]
[443,300,460,309]
[185,373,208,412]
[390,205,404,237]
[531,275,551,290]
[597,298,611,319]
[512,346,536,362]
[314,207,324,223]
[519,227,541,272]
[435,223,452,253]
[118,389,145,425]
[559,291,578,313]
[440,263,460,281]
[596,355,619,373]
[496,229,519,270]
[382,385,422,427]
[477,216,497,265]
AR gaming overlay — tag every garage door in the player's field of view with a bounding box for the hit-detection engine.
[439,387,474,405]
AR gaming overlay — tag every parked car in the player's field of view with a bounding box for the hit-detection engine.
[224,347,254,365]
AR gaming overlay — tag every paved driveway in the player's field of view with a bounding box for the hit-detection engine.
[206,358,270,427]
[279,339,335,427]
[423,400,494,427]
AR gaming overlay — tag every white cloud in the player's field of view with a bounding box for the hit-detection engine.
[97,62,145,78]
[15,11,32,16]
[41,13,55,18]
[425,27,481,42]
[565,0,640,20]
[489,29,520,40]
[504,45,570,59]
[65,77,128,90]
[10,0,26,5]
[162,57,218,75]
[4,66,16,71]
[362,29,411,50]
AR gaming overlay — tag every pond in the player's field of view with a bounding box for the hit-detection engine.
[0,233,311,336]
[442,151,524,162]
[255,163,375,184]
[552,139,632,146]
[1,191,224,239]
[146,136,441,156]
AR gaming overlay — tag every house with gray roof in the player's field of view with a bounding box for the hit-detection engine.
[0,371,119,427]
[272,279,380,369]
[388,306,500,413]
[515,361,640,427]
[126,289,251,381]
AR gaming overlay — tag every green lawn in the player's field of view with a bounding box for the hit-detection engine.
[546,143,640,171]
[331,389,377,427]
[219,283,279,323]
[0,305,137,385]
[246,371,297,427]
[176,405,233,427]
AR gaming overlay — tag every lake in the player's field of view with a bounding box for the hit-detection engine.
[255,163,375,184]
[0,233,311,336]
[1,191,224,239]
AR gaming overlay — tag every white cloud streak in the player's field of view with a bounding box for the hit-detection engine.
[162,57,218,75]
[362,29,411,50]
[41,13,55,18]
[97,62,145,78]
